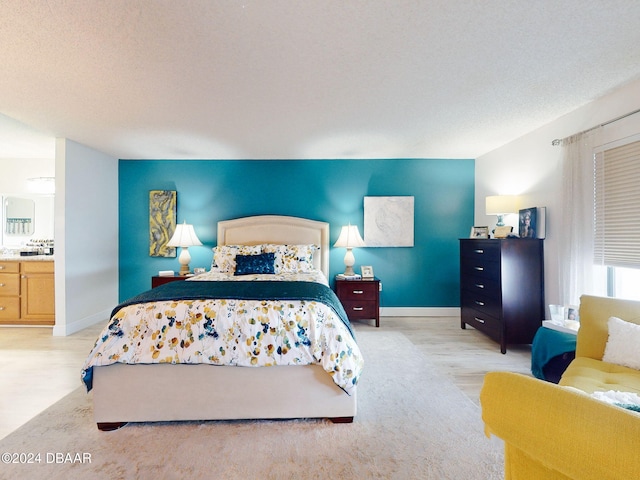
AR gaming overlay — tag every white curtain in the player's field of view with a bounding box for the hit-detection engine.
[558,127,605,305]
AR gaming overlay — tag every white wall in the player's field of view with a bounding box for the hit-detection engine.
[53,139,119,336]
[476,78,640,306]
[0,158,54,192]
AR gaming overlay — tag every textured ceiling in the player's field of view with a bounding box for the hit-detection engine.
[1,0,640,160]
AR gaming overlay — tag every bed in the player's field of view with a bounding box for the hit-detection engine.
[82,215,362,430]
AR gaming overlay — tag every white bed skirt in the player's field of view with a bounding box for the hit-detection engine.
[92,363,357,425]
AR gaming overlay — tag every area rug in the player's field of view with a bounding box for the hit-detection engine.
[0,331,504,479]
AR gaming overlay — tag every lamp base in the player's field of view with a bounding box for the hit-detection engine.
[342,266,356,276]
[177,247,192,275]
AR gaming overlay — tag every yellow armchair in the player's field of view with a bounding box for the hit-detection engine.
[481,295,640,479]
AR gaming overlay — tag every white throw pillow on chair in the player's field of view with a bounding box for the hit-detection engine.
[602,316,640,370]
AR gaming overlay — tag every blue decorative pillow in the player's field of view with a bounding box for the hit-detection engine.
[234,252,275,275]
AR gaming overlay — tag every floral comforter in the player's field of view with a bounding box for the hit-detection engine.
[81,271,363,395]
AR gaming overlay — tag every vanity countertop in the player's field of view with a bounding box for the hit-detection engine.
[0,254,54,262]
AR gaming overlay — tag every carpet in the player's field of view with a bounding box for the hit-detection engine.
[0,331,504,480]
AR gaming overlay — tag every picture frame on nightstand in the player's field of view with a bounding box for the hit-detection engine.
[361,265,374,279]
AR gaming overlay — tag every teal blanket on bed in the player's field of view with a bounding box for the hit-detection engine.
[112,280,355,338]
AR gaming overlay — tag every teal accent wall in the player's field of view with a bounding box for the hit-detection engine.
[119,159,474,306]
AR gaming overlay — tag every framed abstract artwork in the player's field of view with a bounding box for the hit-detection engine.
[149,190,177,257]
[364,196,414,247]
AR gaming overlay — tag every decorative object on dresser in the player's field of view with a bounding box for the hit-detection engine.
[470,226,489,239]
[518,207,537,238]
[518,206,546,239]
[335,277,380,327]
[459,238,544,353]
[333,223,366,276]
[166,221,203,275]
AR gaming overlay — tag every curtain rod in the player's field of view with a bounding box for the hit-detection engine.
[551,107,640,146]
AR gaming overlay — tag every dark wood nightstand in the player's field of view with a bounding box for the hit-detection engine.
[151,275,188,288]
[335,277,380,327]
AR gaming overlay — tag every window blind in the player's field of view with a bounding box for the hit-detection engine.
[594,140,640,268]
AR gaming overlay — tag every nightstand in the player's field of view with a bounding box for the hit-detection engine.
[335,277,380,327]
[151,275,188,288]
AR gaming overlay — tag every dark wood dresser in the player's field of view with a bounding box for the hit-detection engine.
[459,238,544,353]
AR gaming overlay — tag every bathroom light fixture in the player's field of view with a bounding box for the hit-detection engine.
[27,177,55,194]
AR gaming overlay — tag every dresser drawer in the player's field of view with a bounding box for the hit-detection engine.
[460,240,501,262]
[0,297,20,319]
[336,281,378,301]
[461,289,502,320]
[460,274,501,298]
[341,300,378,320]
[0,274,20,296]
[0,262,20,273]
[461,306,501,336]
[460,259,500,280]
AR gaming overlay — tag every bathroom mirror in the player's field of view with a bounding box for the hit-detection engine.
[5,196,35,236]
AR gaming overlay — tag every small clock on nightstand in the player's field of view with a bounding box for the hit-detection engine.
[335,277,381,327]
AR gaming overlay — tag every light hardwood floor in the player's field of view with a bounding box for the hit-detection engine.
[0,316,532,440]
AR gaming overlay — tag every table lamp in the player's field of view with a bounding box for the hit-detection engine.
[485,195,518,227]
[334,224,366,276]
[167,221,203,275]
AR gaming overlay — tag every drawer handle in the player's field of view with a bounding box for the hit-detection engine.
[475,300,485,306]
[474,266,484,271]
[353,307,364,311]
[0,266,4,270]
[474,317,485,324]
[0,306,4,311]
[0,283,4,287]
[474,283,485,289]
[352,290,364,294]
[474,249,484,254]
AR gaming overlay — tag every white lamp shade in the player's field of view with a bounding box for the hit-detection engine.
[485,195,518,215]
[333,224,366,248]
[167,221,203,247]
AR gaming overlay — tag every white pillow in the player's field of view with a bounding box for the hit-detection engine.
[211,245,261,272]
[260,244,317,273]
[602,316,640,370]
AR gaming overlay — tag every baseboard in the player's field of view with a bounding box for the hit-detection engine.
[52,308,110,336]
[380,307,460,317]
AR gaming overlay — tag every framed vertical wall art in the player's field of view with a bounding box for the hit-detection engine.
[149,190,177,257]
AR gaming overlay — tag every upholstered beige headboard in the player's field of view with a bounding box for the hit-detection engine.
[217,215,330,277]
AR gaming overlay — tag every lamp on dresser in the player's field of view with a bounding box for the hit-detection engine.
[333,224,366,276]
[485,195,518,227]
[166,221,202,275]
